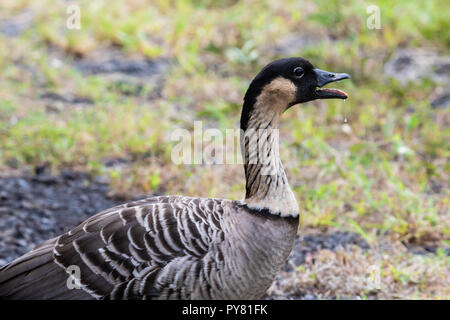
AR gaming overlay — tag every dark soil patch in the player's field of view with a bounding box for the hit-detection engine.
[72,49,170,99]
[431,93,450,109]
[284,231,371,272]
[31,46,171,101]
[0,10,34,38]
[384,48,450,84]
[40,92,94,105]
[75,55,168,78]
[403,242,450,256]
[0,170,122,266]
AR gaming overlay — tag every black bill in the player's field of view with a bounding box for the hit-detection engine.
[313,68,351,99]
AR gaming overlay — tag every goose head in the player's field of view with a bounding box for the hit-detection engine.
[241,57,350,130]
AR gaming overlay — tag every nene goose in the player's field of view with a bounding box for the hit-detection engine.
[0,57,350,300]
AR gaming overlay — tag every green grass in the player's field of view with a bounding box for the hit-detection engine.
[0,0,448,298]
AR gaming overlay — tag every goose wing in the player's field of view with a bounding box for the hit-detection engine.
[0,196,228,300]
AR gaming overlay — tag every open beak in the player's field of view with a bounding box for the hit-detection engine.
[313,68,350,99]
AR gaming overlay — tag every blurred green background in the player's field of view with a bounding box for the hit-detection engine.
[0,0,448,298]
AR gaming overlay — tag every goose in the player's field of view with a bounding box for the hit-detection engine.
[0,57,350,300]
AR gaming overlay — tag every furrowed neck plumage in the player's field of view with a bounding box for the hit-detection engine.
[240,77,299,218]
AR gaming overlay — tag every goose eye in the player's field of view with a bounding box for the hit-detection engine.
[293,67,304,78]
